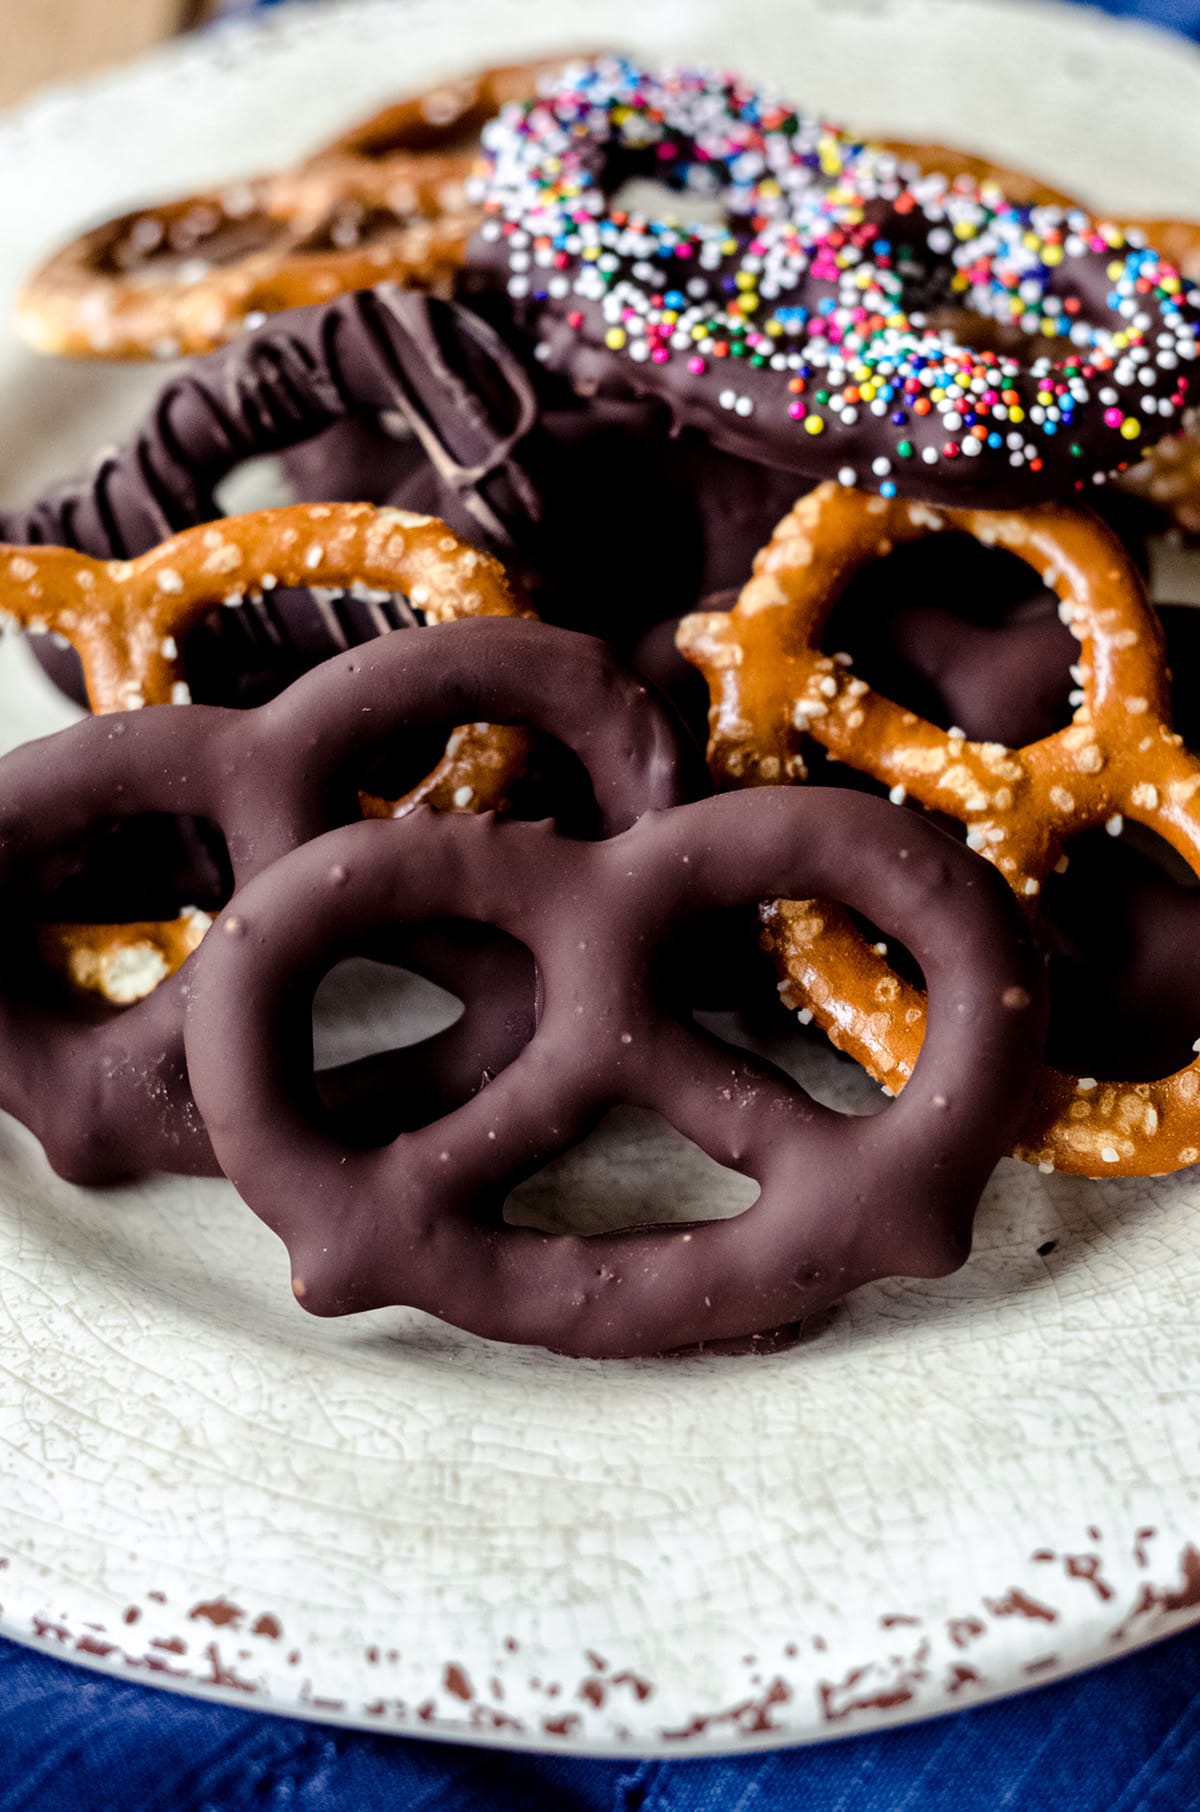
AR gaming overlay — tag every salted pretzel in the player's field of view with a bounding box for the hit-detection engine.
[16,56,578,360]
[2,502,533,1004]
[0,616,690,1184]
[678,481,1200,1178]
[183,788,1044,1357]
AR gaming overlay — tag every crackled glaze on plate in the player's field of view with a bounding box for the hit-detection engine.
[1,0,1200,1754]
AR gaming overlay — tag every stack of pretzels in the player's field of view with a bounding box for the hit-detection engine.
[2,53,1199,1358]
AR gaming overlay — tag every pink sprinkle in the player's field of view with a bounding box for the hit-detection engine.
[567,311,584,330]
[688,356,706,375]
[1104,407,1122,428]
[789,400,804,419]
[651,347,670,363]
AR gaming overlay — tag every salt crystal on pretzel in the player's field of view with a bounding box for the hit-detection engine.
[678,480,1200,1178]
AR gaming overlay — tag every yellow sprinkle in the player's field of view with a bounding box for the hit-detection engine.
[1120,418,1142,440]
[605,327,627,350]
[1008,406,1026,423]
[804,415,825,435]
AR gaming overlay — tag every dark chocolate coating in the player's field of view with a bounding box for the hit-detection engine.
[5,280,804,706]
[0,619,694,1183]
[1039,828,1200,1082]
[282,385,808,649]
[184,788,1047,1358]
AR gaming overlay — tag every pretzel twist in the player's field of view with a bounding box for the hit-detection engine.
[16,56,580,360]
[183,788,1045,1355]
[678,481,1200,1178]
[2,503,533,1002]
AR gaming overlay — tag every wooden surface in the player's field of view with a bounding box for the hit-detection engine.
[0,0,205,110]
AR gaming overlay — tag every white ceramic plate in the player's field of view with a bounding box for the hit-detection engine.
[2,0,1200,1758]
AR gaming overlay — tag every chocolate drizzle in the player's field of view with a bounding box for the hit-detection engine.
[0,288,545,702]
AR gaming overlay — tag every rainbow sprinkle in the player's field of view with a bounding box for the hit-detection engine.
[470,57,1199,499]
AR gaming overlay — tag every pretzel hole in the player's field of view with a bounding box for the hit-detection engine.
[608,177,729,227]
[1039,826,1200,1081]
[294,201,438,255]
[25,815,232,1010]
[347,727,597,835]
[823,533,1077,744]
[100,206,288,280]
[34,814,231,925]
[504,1107,759,1237]
[343,101,489,161]
[312,956,463,1068]
[307,924,536,1148]
[694,1009,886,1116]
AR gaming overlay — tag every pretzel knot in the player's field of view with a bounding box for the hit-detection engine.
[15,56,576,360]
[0,615,689,1184]
[471,57,1199,504]
[182,788,1045,1358]
[1,502,533,1004]
[678,480,1200,1179]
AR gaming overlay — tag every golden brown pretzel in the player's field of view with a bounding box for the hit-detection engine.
[5,502,533,1001]
[678,481,1200,1178]
[16,55,581,360]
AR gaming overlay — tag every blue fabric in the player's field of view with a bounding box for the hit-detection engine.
[7,0,1200,1806]
[2,1624,1200,1809]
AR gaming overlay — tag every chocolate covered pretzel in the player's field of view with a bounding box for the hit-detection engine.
[0,616,693,1183]
[184,788,1045,1357]
[470,58,1198,502]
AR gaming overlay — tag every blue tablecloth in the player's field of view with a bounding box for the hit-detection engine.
[6,2,1200,1805]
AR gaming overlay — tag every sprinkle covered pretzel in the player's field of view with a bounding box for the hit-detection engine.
[15,56,579,360]
[880,135,1200,536]
[678,481,1200,1178]
[881,136,1200,281]
[471,58,1199,505]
